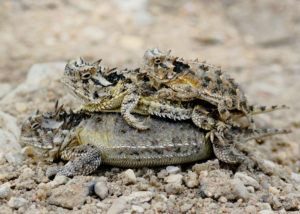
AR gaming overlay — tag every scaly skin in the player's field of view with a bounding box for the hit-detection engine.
[21,105,290,177]
[63,57,289,143]
[142,48,289,126]
[62,58,222,132]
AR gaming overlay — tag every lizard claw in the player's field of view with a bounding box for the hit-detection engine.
[206,130,226,146]
[130,119,150,131]
[216,121,230,133]
[205,131,214,142]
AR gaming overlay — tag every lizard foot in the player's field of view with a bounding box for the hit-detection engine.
[212,143,245,164]
[46,144,102,178]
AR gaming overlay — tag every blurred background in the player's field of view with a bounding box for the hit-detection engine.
[1,0,299,84]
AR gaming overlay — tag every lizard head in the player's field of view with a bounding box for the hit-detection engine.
[143,48,172,67]
[143,48,181,81]
[62,57,114,102]
[21,103,85,161]
[21,110,62,161]
[21,110,57,150]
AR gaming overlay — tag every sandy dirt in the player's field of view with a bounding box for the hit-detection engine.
[0,0,299,213]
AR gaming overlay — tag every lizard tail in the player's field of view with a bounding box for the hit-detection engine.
[240,128,291,141]
[249,104,289,115]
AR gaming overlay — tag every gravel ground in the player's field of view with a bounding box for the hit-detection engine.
[0,0,299,213]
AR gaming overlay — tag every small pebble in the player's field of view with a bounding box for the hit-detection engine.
[0,183,12,199]
[192,160,219,174]
[166,166,180,174]
[131,205,144,213]
[35,183,50,201]
[165,174,183,185]
[7,197,28,209]
[94,181,109,200]
[125,191,154,204]
[122,169,137,185]
[19,167,35,179]
[4,152,24,165]
[107,197,127,214]
[234,172,260,189]
[245,205,257,213]
[96,201,110,210]
[218,196,227,203]
[258,203,272,210]
[269,186,280,195]
[152,201,167,212]
[278,209,287,214]
[157,169,168,179]
[48,175,69,188]
[259,160,279,176]
[47,183,89,209]
[247,186,255,193]
[165,183,184,194]
[231,179,251,200]
[199,170,208,178]
[183,171,199,188]
[180,203,194,212]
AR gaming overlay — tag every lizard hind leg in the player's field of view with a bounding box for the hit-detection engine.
[212,143,245,164]
[121,92,149,130]
[46,144,102,177]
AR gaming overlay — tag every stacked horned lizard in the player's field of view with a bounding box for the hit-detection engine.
[21,48,290,177]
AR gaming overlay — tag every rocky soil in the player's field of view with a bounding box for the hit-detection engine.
[0,0,300,213]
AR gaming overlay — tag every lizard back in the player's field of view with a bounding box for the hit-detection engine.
[77,113,213,167]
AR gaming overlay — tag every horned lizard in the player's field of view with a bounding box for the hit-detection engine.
[142,48,289,128]
[21,104,289,177]
[62,57,287,143]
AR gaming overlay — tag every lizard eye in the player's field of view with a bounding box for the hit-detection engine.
[31,122,40,130]
[154,58,161,64]
[81,72,92,80]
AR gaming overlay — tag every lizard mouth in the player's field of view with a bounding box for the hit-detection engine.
[61,77,111,103]
[61,77,92,102]
[21,136,54,149]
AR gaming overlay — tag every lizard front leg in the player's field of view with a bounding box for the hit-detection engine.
[192,105,218,143]
[121,92,149,130]
[46,144,102,177]
[191,106,216,131]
